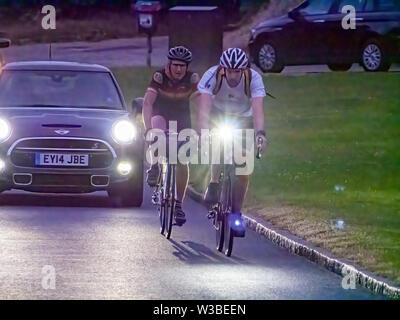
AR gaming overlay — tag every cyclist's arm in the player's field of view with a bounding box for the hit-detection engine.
[143,89,158,131]
[190,90,201,113]
[197,93,212,134]
[251,97,265,134]
[249,70,267,135]
[196,67,217,134]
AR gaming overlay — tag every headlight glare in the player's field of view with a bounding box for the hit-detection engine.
[0,118,11,141]
[112,120,136,144]
[0,159,5,172]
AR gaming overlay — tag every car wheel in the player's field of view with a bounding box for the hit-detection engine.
[360,40,391,72]
[108,158,143,208]
[255,41,284,73]
[327,63,352,71]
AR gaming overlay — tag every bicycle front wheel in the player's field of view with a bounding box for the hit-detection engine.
[165,164,175,239]
[159,199,166,235]
[222,172,234,257]
[215,203,224,252]
[224,213,234,257]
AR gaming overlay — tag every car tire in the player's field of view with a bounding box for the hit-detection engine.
[108,157,144,208]
[360,39,391,72]
[327,63,352,71]
[254,41,284,73]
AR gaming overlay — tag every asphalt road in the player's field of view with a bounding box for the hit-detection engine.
[0,185,385,299]
[1,36,399,73]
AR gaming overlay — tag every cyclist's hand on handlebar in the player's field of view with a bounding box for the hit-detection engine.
[256,132,267,155]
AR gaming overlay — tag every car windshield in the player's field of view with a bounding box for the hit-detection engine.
[0,70,124,109]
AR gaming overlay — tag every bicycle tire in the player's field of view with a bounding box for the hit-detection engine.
[159,199,167,235]
[158,165,167,235]
[165,165,175,239]
[224,213,234,257]
[223,172,234,257]
[215,203,224,252]
[216,171,230,252]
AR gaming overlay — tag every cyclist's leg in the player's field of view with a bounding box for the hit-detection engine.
[210,164,221,183]
[174,162,188,225]
[231,116,254,235]
[205,164,220,204]
[232,174,249,214]
[173,113,191,225]
[204,108,223,204]
[176,163,189,202]
[146,115,167,186]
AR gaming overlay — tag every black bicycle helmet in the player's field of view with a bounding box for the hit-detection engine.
[167,46,193,63]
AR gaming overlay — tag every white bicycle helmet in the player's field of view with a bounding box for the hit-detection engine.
[167,46,193,64]
[220,48,249,69]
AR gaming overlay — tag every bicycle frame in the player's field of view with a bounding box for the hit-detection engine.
[210,134,264,256]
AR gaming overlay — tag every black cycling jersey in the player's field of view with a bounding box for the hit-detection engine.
[147,68,199,131]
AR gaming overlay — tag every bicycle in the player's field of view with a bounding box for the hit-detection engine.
[208,136,263,257]
[151,131,179,239]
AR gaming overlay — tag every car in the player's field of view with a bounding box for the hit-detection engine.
[0,60,144,207]
[248,0,400,72]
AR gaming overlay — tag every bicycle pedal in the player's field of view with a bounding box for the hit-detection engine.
[207,211,216,220]
[151,194,160,205]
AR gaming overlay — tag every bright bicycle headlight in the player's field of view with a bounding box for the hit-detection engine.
[0,118,11,142]
[112,120,136,144]
[216,121,238,142]
[217,124,234,139]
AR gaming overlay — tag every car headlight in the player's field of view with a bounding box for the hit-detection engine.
[111,120,136,144]
[0,118,11,142]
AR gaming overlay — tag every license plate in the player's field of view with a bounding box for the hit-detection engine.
[35,153,89,166]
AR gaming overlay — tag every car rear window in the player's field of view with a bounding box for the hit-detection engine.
[0,70,124,109]
[298,0,333,15]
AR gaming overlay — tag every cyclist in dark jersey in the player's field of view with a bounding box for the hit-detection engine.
[143,46,200,225]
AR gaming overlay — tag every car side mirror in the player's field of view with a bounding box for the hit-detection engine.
[131,97,144,118]
[0,38,11,49]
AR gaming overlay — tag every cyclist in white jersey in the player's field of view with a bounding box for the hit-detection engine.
[197,48,267,235]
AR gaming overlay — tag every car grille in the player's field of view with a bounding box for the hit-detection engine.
[9,138,114,169]
[32,174,91,186]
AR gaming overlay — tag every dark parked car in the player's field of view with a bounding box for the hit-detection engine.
[0,61,144,207]
[248,0,400,72]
